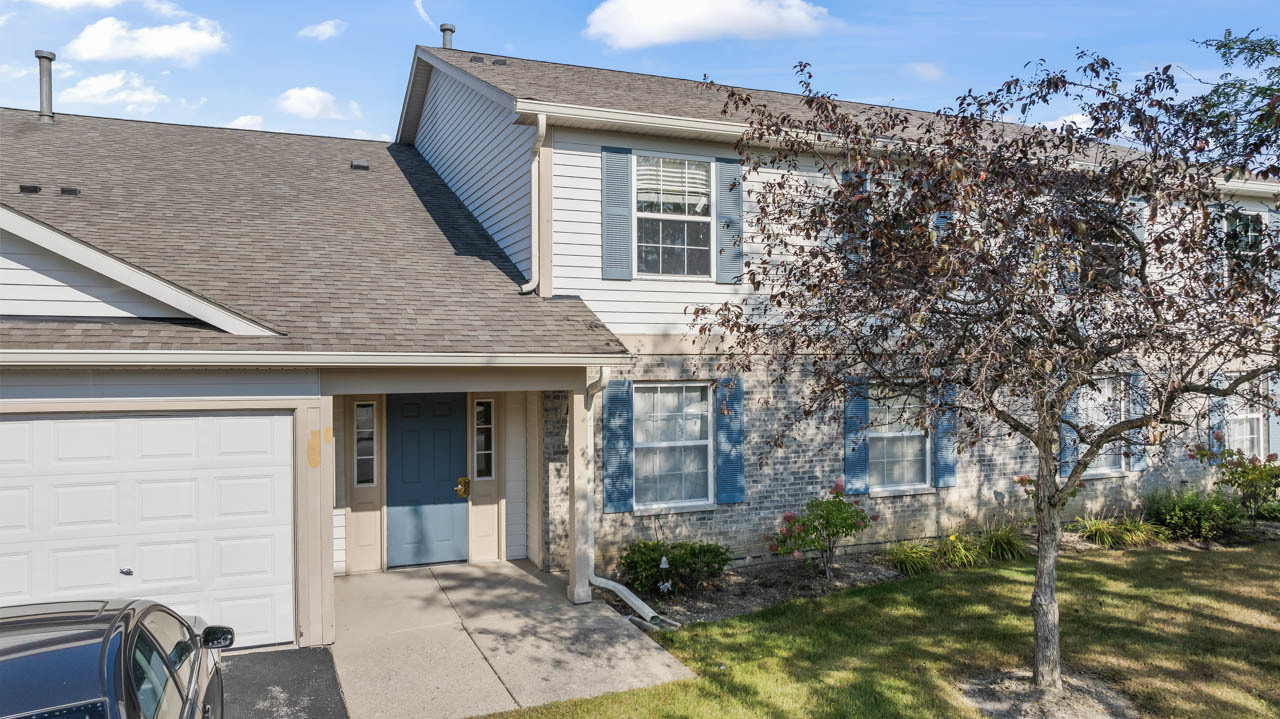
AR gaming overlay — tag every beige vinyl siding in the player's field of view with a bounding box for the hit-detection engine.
[551,128,789,335]
[414,71,536,278]
[0,230,187,319]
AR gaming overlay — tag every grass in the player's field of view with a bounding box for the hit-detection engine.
[490,542,1280,719]
[1074,513,1169,549]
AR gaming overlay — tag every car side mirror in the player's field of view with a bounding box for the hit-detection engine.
[201,625,235,650]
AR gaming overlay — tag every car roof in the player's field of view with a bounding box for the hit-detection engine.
[0,600,142,717]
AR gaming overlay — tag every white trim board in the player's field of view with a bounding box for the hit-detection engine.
[0,350,634,367]
[0,204,278,337]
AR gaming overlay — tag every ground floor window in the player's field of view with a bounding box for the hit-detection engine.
[353,401,377,486]
[1226,388,1265,459]
[633,383,713,506]
[1077,377,1126,474]
[867,388,930,489]
[474,399,494,479]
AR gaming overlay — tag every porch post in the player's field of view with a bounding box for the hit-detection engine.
[566,387,592,603]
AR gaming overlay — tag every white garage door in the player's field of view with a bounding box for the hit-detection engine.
[0,411,295,647]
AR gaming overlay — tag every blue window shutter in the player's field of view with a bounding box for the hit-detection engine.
[1127,372,1149,472]
[1208,372,1227,462]
[600,146,633,280]
[932,211,953,241]
[602,379,634,513]
[1059,391,1080,478]
[715,157,743,284]
[1270,212,1280,292]
[716,378,745,503]
[844,381,870,495]
[933,385,959,488]
[1269,371,1280,459]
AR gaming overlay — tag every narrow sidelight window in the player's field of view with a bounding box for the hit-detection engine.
[353,401,377,486]
[474,399,495,480]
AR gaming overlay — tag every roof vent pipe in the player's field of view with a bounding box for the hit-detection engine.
[440,23,455,49]
[35,50,55,124]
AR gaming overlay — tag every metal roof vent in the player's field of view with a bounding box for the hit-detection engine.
[492,58,507,66]
[469,55,484,63]
[60,187,80,195]
[350,160,370,171]
[18,185,40,194]
[440,23,455,49]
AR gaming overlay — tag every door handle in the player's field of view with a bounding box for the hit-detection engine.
[119,567,134,576]
[454,476,470,499]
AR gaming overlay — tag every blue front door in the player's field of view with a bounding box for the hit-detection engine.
[386,393,468,567]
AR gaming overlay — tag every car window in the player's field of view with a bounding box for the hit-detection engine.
[141,608,197,689]
[130,630,184,719]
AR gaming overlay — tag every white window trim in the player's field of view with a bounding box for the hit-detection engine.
[632,381,717,511]
[352,400,378,487]
[1079,376,1128,477]
[631,150,717,281]
[1224,378,1266,458]
[866,423,933,492]
[1225,210,1266,281]
[473,398,496,481]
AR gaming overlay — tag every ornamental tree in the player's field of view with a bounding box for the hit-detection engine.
[696,32,1280,691]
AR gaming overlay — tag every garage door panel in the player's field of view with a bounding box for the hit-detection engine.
[0,411,295,647]
[0,422,33,466]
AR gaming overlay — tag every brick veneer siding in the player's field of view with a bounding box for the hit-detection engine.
[536,357,1214,573]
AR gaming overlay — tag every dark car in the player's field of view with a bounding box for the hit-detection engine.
[0,600,235,719]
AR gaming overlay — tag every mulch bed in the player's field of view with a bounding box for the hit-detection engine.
[959,670,1138,719]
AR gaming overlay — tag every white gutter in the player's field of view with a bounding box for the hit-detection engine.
[0,350,634,368]
[515,99,746,142]
[519,112,547,295]
[582,367,680,628]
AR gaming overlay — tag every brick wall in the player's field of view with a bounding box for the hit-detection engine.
[537,357,1214,572]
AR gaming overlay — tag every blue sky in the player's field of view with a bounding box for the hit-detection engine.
[0,0,1276,139]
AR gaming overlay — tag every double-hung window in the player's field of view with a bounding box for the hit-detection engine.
[1077,376,1126,474]
[1225,387,1265,459]
[635,154,713,277]
[867,389,930,489]
[1226,211,1264,281]
[633,383,714,506]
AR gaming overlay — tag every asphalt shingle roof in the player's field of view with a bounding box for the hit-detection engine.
[0,108,625,356]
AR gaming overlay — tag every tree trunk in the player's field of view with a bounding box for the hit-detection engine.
[1031,466,1064,692]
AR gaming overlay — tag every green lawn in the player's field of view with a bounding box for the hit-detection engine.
[493,542,1280,719]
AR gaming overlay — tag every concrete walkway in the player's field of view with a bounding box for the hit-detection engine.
[332,560,692,719]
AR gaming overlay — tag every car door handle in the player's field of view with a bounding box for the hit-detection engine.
[119,567,134,576]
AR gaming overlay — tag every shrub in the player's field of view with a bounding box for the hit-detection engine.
[1259,500,1280,522]
[1144,488,1244,540]
[769,480,875,579]
[1115,514,1169,546]
[1072,514,1128,548]
[886,541,936,576]
[617,540,732,596]
[979,520,1030,561]
[933,533,985,569]
[1212,450,1280,526]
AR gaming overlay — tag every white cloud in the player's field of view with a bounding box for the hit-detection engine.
[58,70,168,112]
[65,16,228,65]
[21,0,124,8]
[413,0,432,25]
[298,19,347,40]
[277,86,360,120]
[0,12,14,26]
[227,114,264,130]
[584,0,830,50]
[1045,112,1092,130]
[351,129,392,141]
[905,62,943,82]
[141,0,188,17]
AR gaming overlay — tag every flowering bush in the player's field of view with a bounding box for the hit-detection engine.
[1191,445,1280,526]
[617,540,732,597]
[769,480,874,579]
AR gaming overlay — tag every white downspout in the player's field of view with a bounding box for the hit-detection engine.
[583,367,681,628]
[519,113,547,295]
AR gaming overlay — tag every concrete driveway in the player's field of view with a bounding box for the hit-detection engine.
[331,560,692,719]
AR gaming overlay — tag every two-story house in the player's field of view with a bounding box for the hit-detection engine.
[2,36,1277,651]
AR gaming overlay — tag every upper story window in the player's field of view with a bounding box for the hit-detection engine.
[635,154,713,278]
[1077,376,1125,474]
[633,383,714,506]
[868,389,930,489]
[1226,211,1264,280]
